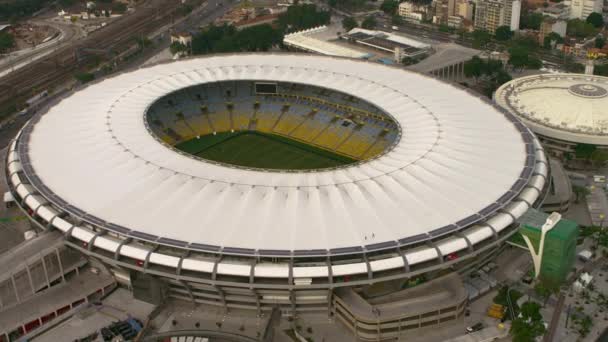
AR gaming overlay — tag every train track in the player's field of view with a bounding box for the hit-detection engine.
[0,0,182,110]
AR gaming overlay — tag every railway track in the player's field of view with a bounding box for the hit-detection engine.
[0,0,182,111]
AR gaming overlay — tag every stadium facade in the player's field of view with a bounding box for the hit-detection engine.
[494,73,608,160]
[7,54,548,340]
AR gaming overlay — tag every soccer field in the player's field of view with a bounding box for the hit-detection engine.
[175,132,356,170]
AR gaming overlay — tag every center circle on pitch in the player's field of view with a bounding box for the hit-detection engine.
[145,80,400,171]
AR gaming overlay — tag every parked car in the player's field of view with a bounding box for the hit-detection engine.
[466,322,484,333]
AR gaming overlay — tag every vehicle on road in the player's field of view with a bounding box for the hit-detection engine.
[466,322,484,333]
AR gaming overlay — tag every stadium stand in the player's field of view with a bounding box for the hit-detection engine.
[146,81,399,160]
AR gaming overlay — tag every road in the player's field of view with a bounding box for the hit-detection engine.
[0,0,237,150]
[0,19,84,78]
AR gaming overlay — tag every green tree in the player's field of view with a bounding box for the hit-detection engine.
[511,302,546,342]
[380,0,399,14]
[111,2,127,14]
[471,29,491,48]
[361,16,377,29]
[586,12,604,28]
[170,41,187,55]
[508,40,542,70]
[74,72,95,84]
[573,185,591,203]
[464,55,484,81]
[595,63,608,76]
[0,32,14,53]
[277,4,330,33]
[391,14,404,26]
[342,16,358,32]
[596,36,606,49]
[568,19,597,38]
[191,24,283,55]
[411,0,433,5]
[328,0,367,11]
[520,12,543,30]
[575,143,597,159]
[495,26,513,41]
[543,32,563,49]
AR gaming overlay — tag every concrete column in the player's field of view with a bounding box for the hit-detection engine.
[10,274,20,304]
[55,249,65,282]
[41,255,51,288]
[25,263,35,294]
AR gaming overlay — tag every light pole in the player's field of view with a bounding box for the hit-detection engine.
[506,287,516,321]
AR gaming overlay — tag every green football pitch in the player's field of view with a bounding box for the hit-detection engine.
[175,131,356,170]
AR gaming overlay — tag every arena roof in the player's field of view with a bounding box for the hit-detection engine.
[21,54,534,253]
[495,73,608,146]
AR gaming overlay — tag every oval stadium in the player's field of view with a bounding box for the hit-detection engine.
[6,54,548,340]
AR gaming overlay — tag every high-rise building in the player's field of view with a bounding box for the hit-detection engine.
[510,0,521,31]
[474,0,521,33]
[569,0,602,19]
[457,0,474,20]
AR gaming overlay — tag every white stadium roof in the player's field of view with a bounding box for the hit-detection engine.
[283,26,370,59]
[20,54,536,254]
[495,73,608,146]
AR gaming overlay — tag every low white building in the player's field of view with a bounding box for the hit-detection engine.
[171,32,193,46]
[283,26,370,59]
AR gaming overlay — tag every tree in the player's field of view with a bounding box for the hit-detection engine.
[573,185,591,203]
[586,12,604,28]
[328,0,367,11]
[391,14,404,26]
[495,26,513,41]
[595,63,608,76]
[111,2,127,14]
[543,32,563,49]
[575,143,597,159]
[464,56,484,81]
[471,29,491,48]
[380,0,399,14]
[508,40,542,70]
[74,72,95,84]
[191,24,283,55]
[568,19,597,38]
[511,302,546,342]
[361,16,377,29]
[342,16,358,32]
[520,12,543,30]
[277,4,330,33]
[170,41,187,55]
[0,32,14,53]
[596,36,606,49]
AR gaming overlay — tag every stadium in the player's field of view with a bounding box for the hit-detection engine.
[495,73,608,161]
[7,54,548,340]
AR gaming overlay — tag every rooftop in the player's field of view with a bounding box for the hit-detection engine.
[22,54,534,252]
[495,73,608,146]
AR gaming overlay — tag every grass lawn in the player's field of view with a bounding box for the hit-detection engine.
[175,131,356,170]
